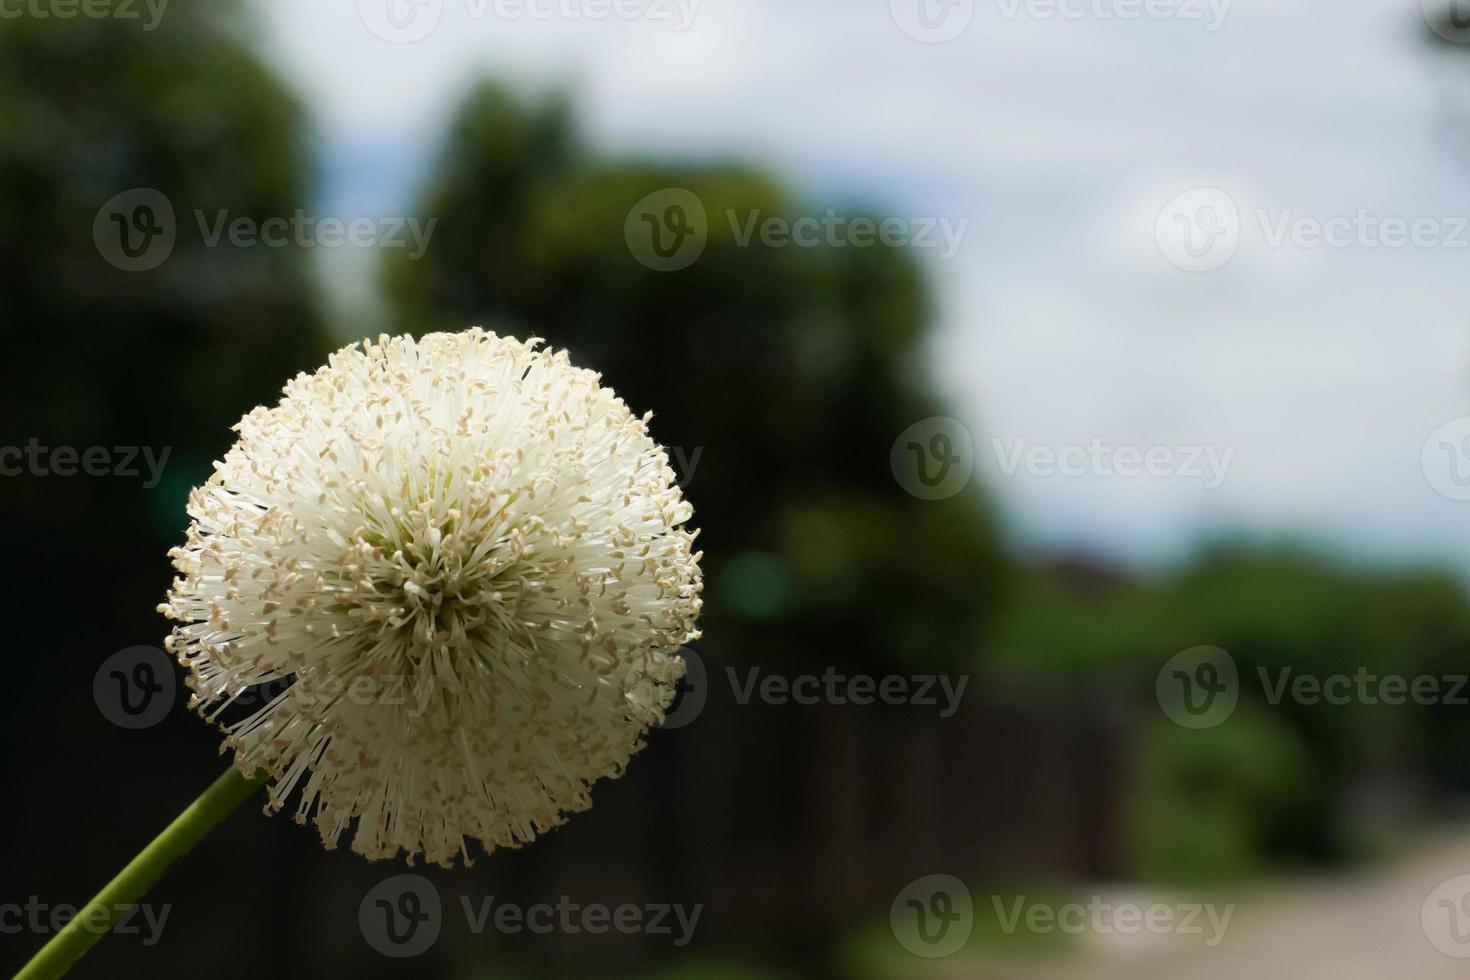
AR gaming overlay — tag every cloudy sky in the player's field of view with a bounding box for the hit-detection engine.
[245,0,1470,574]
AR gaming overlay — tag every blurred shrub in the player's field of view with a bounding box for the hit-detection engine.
[1129,705,1318,885]
[993,545,1470,882]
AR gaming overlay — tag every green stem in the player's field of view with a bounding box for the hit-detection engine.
[16,766,266,980]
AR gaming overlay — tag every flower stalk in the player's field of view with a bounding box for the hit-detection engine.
[16,767,265,980]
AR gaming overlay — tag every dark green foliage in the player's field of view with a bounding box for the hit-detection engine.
[0,0,332,540]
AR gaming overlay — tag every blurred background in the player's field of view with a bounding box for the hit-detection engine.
[7,0,1470,976]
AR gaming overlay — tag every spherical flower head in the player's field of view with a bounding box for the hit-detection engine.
[159,329,702,866]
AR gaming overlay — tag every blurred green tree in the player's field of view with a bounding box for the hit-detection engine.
[0,0,331,540]
[0,9,334,977]
[381,81,1010,673]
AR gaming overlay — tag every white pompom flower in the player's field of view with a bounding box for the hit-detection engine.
[158,329,702,866]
